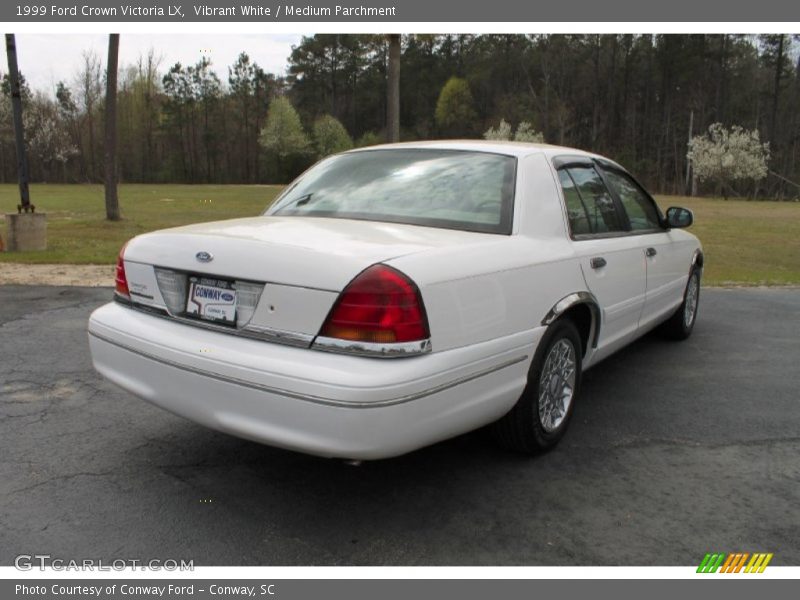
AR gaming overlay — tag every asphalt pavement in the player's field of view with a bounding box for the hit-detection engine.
[1,285,798,566]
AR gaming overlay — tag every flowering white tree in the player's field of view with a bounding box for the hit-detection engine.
[513,121,545,143]
[483,119,513,141]
[687,123,770,199]
[24,92,78,180]
[483,119,544,143]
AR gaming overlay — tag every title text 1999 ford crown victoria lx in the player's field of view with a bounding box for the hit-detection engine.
[88,141,702,459]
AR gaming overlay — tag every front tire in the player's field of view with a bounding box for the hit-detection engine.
[659,268,700,340]
[492,319,582,454]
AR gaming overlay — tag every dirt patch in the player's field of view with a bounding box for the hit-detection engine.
[0,263,114,287]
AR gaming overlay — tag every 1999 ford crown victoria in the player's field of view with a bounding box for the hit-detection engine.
[88,141,702,459]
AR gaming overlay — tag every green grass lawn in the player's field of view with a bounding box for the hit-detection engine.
[655,195,800,286]
[1,184,799,286]
[0,184,282,264]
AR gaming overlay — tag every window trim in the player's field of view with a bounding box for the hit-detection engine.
[554,161,627,238]
[558,168,594,236]
[596,162,666,234]
[553,155,667,241]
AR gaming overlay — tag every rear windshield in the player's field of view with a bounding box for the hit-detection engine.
[267,149,516,234]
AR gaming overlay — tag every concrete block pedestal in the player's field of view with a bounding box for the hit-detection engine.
[4,212,47,251]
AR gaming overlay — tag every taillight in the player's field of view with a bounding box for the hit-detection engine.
[319,264,430,345]
[114,243,130,299]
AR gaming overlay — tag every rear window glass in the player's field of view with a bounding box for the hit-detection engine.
[268,149,516,234]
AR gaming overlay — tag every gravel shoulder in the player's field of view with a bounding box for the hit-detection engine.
[0,263,114,286]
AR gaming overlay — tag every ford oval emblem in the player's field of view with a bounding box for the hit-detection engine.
[195,251,213,263]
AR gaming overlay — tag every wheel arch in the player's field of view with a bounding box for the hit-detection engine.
[541,291,601,357]
[692,248,704,270]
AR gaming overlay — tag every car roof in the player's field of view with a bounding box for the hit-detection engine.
[345,139,603,161]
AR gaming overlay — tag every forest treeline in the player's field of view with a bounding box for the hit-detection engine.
[1,34,798,197]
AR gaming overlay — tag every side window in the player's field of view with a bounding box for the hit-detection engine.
[559,166,624,234]
[557,170,591,235]
[603,170,662,231]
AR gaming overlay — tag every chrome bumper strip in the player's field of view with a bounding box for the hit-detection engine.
[312,336,432,358]
[115,295,314,348]
[115,296,427,356]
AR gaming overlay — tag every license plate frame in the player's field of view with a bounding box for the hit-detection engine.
[186,276,237,324]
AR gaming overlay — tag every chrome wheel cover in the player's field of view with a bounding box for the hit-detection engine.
[538,338,577,433]
[684,274,699,328]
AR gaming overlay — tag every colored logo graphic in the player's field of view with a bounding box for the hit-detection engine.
[697,552,773,573]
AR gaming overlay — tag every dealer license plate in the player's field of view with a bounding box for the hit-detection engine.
[186,277,237,324]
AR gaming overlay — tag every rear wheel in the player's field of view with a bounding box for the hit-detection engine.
[659,268,700,340]
[492,319,582,453]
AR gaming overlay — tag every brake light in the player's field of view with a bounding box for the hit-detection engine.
[115,243,130,299]
[320,264,429,344]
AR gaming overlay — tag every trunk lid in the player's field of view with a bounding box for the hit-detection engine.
[125,215,495,291]
[122,216,500,341]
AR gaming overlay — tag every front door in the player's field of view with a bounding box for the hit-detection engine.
[600,168,689,328]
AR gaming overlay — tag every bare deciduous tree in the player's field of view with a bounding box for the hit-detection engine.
[104,34,120,221]
[76,50,102,181]
[386,34,400,142]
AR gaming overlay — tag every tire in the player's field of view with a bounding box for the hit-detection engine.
[659,267,701,340]
[492,319,582,454]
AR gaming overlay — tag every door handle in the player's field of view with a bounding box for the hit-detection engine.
[646,247,657,257]
[590,257,607,269]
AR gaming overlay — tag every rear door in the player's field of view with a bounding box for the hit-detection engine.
[556,163,646,357]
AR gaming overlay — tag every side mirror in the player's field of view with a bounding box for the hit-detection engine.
[666,206,693,229]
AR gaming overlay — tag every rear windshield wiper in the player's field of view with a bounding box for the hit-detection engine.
[275,192,314,213]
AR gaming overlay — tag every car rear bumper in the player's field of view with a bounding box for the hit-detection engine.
[88,302,540,459]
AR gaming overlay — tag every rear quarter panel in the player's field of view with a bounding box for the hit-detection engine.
[388,152,587,353]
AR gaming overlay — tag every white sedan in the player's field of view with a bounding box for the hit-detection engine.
[88,141,702,459]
